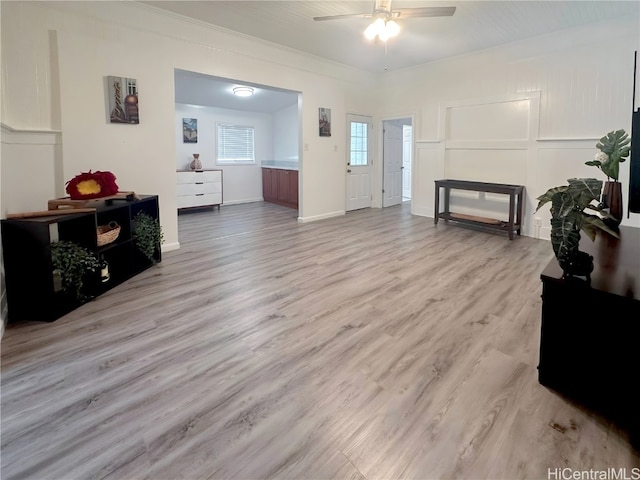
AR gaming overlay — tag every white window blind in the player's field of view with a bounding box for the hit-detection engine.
[217,124,255,164]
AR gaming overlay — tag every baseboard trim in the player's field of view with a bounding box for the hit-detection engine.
[298,210,345,223]
[222,198,264,206]
[411,205,433,218]
[162,242,180,253]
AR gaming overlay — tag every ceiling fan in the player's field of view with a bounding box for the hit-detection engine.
[313,0,456,42]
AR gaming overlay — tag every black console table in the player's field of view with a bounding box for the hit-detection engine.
[538,226,640,447]
[434,179,524,240]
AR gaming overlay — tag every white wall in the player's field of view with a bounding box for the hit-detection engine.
[0,1,376,243]
[375,15,640,237]
[176,103,271,204]
[272,103,300,163]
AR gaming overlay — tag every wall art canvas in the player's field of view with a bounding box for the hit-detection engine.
[107,76,139,124]
[319,108,331,137]
[183,118,198,143]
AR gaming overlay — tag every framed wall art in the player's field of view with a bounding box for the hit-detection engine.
[319,107,331,137]
[107,76,139,124]
[183,118,198,143]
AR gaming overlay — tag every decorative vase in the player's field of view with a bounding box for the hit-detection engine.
[602,181,623,229]
[557,250,594,280]
[190,154,202,170]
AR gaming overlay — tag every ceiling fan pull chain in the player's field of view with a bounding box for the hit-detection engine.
[384,42,388,71]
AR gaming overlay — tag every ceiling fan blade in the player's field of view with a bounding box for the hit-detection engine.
[313,13,371,21]
[393,6,456,19]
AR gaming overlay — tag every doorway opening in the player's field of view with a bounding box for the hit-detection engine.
[382,117,413,208]
[173,69,301,227]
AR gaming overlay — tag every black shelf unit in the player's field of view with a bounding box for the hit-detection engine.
[1,195,161,322]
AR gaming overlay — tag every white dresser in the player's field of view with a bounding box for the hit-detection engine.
[176,170,223,210]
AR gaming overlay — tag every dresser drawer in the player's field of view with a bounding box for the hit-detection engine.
[176,170,221,184]
[177,193,222,209]
[176,182,222,196]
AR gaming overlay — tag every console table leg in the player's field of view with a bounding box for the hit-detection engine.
[508,192,515,240]
[444,187,450,222]
[516,192,523,236]
[434,186,440,225]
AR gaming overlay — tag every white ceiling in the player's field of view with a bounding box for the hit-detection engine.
[162,1,637,112]
[144,1,638,74]
[175,69,299,113]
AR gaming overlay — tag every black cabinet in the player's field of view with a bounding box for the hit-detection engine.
[1,195,161,322]
[538,226,640,447]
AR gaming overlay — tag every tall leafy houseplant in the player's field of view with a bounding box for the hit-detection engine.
[133,211,163,264]
[51,240,100,301]
[584,129,631,226]
[536,178,618,277]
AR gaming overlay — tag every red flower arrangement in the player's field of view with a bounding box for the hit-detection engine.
[65,170,119,200]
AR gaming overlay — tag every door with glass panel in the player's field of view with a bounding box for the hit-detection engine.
[346,114,373,211]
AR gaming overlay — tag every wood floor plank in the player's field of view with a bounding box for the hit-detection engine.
[1,201,637,479]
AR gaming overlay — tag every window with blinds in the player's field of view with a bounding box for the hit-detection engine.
[216,124,255,164]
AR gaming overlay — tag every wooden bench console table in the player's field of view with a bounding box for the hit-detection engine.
[434,179,525,240]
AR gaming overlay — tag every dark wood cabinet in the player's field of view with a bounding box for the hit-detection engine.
[277,169,291,203]
[262,167,298,209]
[1,195,161,322]
[262,168,273,201]
[538,226,640,447]
[270,170,279,202]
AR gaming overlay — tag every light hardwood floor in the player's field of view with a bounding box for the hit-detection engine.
[1,202,638,479]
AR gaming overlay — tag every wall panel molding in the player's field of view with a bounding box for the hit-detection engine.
[1,124,62,145]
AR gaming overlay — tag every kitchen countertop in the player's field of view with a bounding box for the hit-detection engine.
[262,161,298,171]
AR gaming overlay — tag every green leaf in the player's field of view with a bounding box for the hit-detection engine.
[566,178,602,209]
[581,214,620,239]
[550,217,580,260]
[535,186,567,212]
[595,129,631,180]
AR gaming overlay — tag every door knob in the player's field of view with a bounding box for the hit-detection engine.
[347,169,352,173]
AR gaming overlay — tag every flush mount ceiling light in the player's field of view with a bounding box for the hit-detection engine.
[233,86,254,97]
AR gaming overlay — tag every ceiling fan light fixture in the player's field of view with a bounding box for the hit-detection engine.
[233,86,254,97]
[364,18,400,42]
[364,17,386,40]
[385,19,400,37]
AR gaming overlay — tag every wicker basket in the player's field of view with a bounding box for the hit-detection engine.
[97,221,121,247]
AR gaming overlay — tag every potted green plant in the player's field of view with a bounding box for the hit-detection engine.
[50,240,100,301]
[132,211,163,264]
[536,178,619,278]
[584,129,631,227]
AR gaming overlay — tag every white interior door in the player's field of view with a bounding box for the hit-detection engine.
[383,120,403,207]
[402,124,412,201]
[346,114,373,211]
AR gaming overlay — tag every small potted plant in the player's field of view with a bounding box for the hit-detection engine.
[132,211,163,264]
[584,129,631,227]
[50,240,100,301]
[536,178,618,278]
